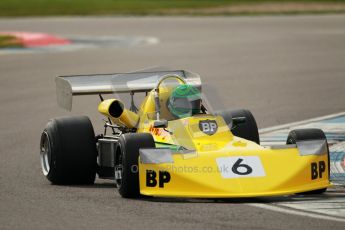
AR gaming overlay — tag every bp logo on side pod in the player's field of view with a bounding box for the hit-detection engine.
[199,120,218,135]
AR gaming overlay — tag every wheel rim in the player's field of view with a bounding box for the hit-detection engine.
[114,153,123,188]
[40,131,51,176]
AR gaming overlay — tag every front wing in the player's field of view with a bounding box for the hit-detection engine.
[138,143,330,198]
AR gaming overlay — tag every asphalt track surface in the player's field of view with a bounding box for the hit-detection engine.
[0,15,345,229]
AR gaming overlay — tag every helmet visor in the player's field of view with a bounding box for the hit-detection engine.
[170,97,201,118]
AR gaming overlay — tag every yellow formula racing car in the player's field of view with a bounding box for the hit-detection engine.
[40,68,331,198]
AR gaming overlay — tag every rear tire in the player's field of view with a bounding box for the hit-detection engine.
[286,129,329,195]
[217,109,260,144]
[40,116,97,184]
[115,133,155,198]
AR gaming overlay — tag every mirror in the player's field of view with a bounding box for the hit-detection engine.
[232,117,246,126]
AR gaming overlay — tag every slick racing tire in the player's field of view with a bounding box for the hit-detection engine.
[286,129,329,195]
[40,116,97,184]
[217,109,260,144]
[115,133,155,198]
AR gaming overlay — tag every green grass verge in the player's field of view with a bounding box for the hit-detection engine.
[0,35,23,48]
[0,0,344,16]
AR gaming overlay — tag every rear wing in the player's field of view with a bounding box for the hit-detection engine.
[55,69,201,110]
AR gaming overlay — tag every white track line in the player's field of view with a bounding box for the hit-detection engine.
[260,111,345,133]
[248,203,345,223]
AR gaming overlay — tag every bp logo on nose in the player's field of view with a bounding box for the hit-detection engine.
[199,120,218,135]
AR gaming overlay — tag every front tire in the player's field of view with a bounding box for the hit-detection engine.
[115,133,155,198]
[40,116,97,184]
[286,128,329,195]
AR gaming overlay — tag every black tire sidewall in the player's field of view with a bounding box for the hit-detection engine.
[42,116,97,184]
[117,133,155,198]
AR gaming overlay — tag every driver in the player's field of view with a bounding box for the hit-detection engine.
[167,84,201,119]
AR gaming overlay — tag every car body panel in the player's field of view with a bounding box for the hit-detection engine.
[138,140,330,198]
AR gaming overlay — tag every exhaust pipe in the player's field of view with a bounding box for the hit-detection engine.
[98,99,139,128]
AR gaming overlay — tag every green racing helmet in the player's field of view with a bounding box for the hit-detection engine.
[167,84,201,119]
